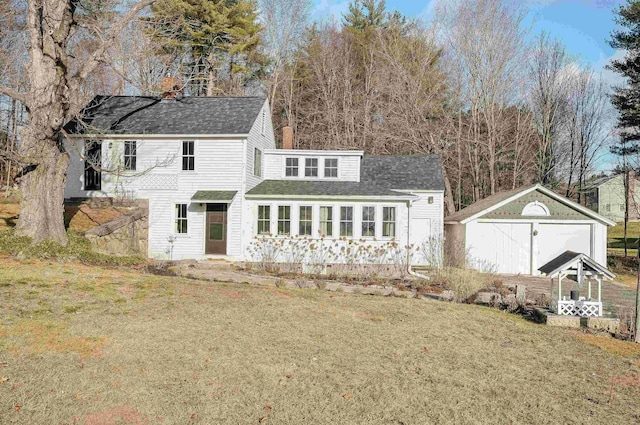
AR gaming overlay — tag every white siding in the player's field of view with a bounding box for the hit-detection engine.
[263,151,361,181]
[593,222,608,266]
[246,100,276,190]
[241,198,445,265]
[409,192,444,247]
[66,137,248,260]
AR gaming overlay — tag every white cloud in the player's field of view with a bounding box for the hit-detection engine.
[311,0,350,22]
[595,49,626,89]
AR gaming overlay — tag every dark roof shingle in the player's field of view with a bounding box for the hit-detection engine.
[361,155,445,191]
[247,154,444,198]
[445,185,535,222]
[65,95,266,135]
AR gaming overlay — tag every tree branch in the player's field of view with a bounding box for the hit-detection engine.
[0,86,29,109]
[71,0,156,87]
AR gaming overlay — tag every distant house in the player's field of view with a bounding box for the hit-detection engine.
[582,173,640,222]
[444,184,614,275]
[63,90,444,262]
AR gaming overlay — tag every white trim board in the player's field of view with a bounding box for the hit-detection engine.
[455,184,615,227]
[264,149,364,156]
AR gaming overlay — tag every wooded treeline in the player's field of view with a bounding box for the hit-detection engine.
[0,0,615,218]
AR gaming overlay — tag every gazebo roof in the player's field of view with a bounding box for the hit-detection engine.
[538,251,615,279]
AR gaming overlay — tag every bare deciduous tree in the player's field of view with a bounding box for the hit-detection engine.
[0,0,156,244]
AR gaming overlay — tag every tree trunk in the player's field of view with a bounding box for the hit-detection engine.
[442,167,456,216]
[16,133,69,245]
[635,233,640,343]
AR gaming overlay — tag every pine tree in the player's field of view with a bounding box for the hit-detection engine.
[610,0,640,153]
[148,0,264,95]
[342,0,387,30]
[609,0,640,343]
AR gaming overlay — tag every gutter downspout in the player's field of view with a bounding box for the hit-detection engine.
[406,196,430,281]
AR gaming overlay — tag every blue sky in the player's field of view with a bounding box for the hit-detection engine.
[312,0,625,76]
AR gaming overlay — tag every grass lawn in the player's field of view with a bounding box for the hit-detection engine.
[608,221,640,257]
[1,257,640,424]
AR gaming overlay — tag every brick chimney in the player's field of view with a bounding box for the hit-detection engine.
[161,76,182,99]
[282,126,293,149]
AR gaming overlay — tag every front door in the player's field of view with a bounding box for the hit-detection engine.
[205,203,227,255]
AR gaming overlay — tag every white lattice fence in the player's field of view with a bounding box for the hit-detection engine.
[557,300,602,317]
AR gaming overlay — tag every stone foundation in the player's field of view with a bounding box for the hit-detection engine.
[84,207,148,256]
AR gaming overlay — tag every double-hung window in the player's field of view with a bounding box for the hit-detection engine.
[257,205,271,235]
[299,206,313,236]
[254,148,262,177]
[383,207,396,238]
[124,141,136,171]
[175,204,188,234]
[278,206,291,235]
[324,158,338,178]
[182,141,195,171]
[362,206,375,237]
[319,206,333,237]
[340,206,353,237]
[305,158,318,177]
[285,158,298,177]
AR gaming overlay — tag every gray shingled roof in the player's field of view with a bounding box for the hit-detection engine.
[65,96,266,135]
[445,185,534,223]
[246,154,444,198]
[361,155,445,191]
[538,250,615,279]
[191,191,237,202]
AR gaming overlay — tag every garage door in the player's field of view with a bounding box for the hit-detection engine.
[467,222,532,274]
[536,223,592,268]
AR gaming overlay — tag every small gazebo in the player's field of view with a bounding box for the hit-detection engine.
[538,251,616,317]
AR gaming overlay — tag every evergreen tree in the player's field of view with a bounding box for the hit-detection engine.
[610,0,640,156]
[148,0,264,95]
[342,0,387,30]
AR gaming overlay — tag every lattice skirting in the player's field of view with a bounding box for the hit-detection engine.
[557,300,602,317]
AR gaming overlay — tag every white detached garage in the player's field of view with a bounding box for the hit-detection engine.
[444,184,615,275]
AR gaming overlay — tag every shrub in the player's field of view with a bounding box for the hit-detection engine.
[430,267,495,302]
[246,235,418,280]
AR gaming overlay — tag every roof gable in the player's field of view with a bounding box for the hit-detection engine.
[445,184,615,226]
[65,96,267,136]
[485,189,590,221]
[538,250,615,279]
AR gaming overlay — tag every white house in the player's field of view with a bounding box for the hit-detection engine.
[64,94,445,263]
[444,184,615,275]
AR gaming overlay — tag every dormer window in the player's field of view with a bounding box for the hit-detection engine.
[324,158,338,178]
[285,158,298,177]
[305,158,318,177]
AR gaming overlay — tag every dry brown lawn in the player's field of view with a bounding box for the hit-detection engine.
[1,256,640,424]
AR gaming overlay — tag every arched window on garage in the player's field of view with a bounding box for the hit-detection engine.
[522,201,550,217]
